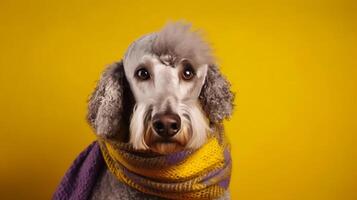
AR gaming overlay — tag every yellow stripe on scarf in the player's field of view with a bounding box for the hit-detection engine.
[105,138,225,180]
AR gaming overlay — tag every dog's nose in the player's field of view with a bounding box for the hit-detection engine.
[152,113,181,138]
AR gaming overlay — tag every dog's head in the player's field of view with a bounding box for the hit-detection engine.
[87,23,234,154]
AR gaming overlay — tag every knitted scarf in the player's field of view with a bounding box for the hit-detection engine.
[98,134,232,200]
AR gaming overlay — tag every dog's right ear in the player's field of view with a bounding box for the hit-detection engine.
[87,61,131,138]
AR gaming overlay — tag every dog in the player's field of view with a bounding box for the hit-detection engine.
[72,22,234,200]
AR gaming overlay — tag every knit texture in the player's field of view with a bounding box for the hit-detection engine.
[53,142,105,200]
[98,135,232,200]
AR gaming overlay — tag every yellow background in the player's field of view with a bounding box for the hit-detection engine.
[0,0,356,199]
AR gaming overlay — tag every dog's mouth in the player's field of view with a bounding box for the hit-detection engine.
[144,128,188,154]
[149,140,185,154]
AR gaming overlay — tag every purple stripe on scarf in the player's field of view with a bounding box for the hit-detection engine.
[201,167,222,185]
[52,141,105,200]
[218,177,230,189]
[224,148,231,163]
[165,150,190,165]
[201,148,232,187]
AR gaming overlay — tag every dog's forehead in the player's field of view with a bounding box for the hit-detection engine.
[123,34,157,72]
[123,23,215,73]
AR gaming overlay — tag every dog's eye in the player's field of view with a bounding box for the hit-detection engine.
[136,68,150,80]
[182,62,195,80]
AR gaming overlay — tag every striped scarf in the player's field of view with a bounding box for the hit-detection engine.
[98,134,232,199]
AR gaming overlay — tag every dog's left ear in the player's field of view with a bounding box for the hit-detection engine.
[87,61,132,138]
[199,65,235,125]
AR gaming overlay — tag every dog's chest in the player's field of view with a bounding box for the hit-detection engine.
[90,168,162,200]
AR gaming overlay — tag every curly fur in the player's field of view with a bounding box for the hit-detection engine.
[87,62,133,139]
[87,22,234,141]
[199,65,235,124]
[152,22,215,67]
[86,21,234,200]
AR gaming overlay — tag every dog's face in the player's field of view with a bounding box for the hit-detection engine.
[87,23,234,154]
[125,54,209,154]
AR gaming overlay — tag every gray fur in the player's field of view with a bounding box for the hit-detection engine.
[199,65,235,124]
[90,168,162,200]
[86,22,234,199]
[87,62,126,137]
[152,22,215,67]
[87,23,234,137]
[123,34,157,73]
